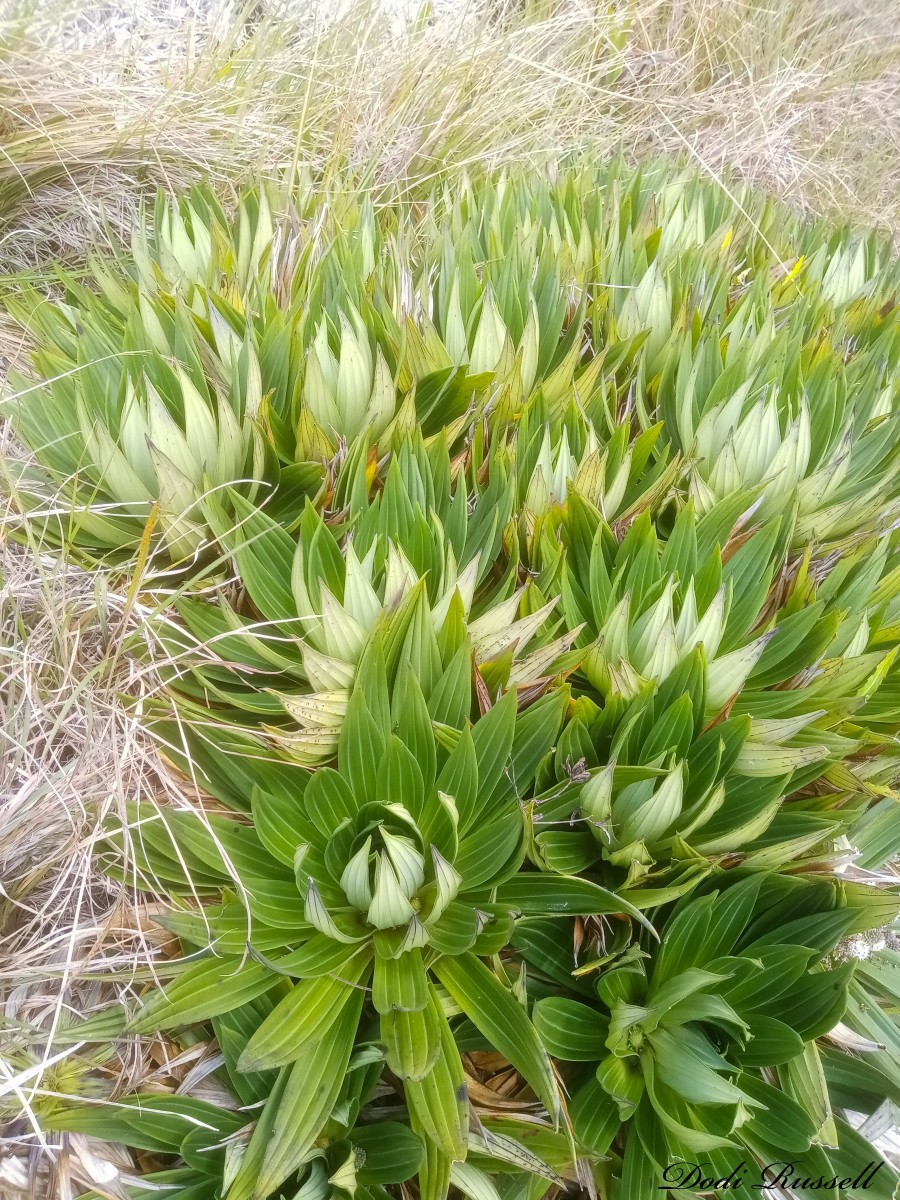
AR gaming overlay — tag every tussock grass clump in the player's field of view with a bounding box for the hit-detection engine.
[0,533,186,1199]
[1,0,899,283]
[2,156,900,1199]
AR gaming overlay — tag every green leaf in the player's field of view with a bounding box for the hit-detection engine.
[721,944,816,1009]
[412,1130,453,1200]
[242,876,310,929]
[822,1046,900,1113]
[620,1101,663,1194]
[455,813,523,889]
[648,967,731,1015]
[643,1059,737,1151]
[251,784,317,868]
[303,766,358,836]
[425,902,480,956]
[382,1002,443,1081]
[436,726,479,831]
[697,876,764,952]
[533,997,608,1061]
[237,948,371,1071]
[778,1039,837,1147]
[827,1118,900,1199]
[129,957,279,1033]
[393,664,437,794]
[338,688,386,806]
[404,986,468,1161]
[738,1072,817,1153]
[468,690,517,822]
[352,1123,424,1185]
[230,986,364,1200]
[720,520,781,651]
[534,830,599,874]
[851,799,900,870]
[735,1014,806,1067]
[487,689,568,809]
[650,894,714,986]
[49,1095,241,1153]
[569,1075,620,1155]
[222,492,299,625]
[428,642,473,730]
[760,964,854,1041]
[649,1028,747,1107]
[449,1162,502,1200]
[274,933,359,978]
[381,735,426,821]
[493,874,654,933]
[432,952,560,1121]
[372,947,429,1014]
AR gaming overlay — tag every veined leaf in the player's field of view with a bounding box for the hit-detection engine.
[433,952,560,1122]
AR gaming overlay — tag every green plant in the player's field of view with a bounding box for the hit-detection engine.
[49,1013,423,1200]
[160,435,581,763]
[6,160,900,1200]
[9,167,899,568]
[81,649,648,1200]
[526,874,900,1197]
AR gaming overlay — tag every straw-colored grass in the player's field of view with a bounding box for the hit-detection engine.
[0,0,898,1195]
[0,0,898,278]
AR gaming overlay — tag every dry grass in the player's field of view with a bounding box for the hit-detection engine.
[0,513,174,1195]
[0,483,258,1195]
[0,0,898,278]
[0,0,898,1194]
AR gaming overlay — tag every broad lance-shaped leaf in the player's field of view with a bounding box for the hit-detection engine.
[227,986,364,1200]
[533,997,609,1061]
[237,948,373,1071]
[47,1094,245,1151]
[432,952,561,1123]
[129,957,281,1033]
[405,985,468,1161]
[493,873,656,934]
